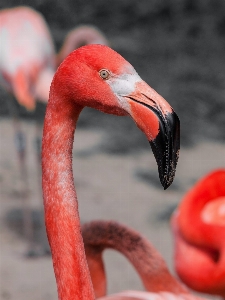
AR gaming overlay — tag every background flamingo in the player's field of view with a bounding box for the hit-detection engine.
[82,220,188,298]
[0,6,55,109]
[0,6,55,255]
[0,5,55,172]
[171,169,225,298]
[42,44,180,299]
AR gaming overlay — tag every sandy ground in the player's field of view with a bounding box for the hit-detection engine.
[0,117,224,300]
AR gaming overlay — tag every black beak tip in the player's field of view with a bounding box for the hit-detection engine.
[162,180,169,190]
[150,138,179,190]
[149,110,180,190]
[161,174,175,190]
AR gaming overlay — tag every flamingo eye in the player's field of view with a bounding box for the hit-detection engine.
[99,69,111,80]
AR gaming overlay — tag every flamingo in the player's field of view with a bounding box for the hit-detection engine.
[82,220,188,298]
[0,6,56,255]
[0,5,55,170]
[171,169,225,298]
[42,44,180,299]
[0,6,55,109]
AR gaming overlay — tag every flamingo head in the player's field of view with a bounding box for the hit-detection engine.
[53,45,180,189]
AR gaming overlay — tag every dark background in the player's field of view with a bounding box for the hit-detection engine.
[1,0,225,151]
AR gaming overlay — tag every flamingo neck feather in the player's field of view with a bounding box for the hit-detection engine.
[42,95,95,299]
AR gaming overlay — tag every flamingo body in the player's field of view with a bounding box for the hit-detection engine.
[0,6,55,109]
[42,44,180,299]
[171,169,225,298]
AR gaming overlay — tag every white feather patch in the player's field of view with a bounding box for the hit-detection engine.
[106,70,142,112]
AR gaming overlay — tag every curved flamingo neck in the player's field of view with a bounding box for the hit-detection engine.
[82,221,187,297]
[42,93,95,299]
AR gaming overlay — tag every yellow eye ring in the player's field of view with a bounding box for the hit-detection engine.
[99,69,111,80]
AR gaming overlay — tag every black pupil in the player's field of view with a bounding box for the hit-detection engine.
[102,71,107,77]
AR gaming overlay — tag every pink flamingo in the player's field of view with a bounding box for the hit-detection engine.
[171,169,225,298]
[0,6,56,255]
[42,44,180,299]
[0,6,55,110]
[82,220,188,298]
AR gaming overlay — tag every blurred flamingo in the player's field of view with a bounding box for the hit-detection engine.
[0,6,55,109]
[0,6,108,255]
[171,169,225,298]
[0,6,55,255]
[82,220,188,298]
[42,44,180,299]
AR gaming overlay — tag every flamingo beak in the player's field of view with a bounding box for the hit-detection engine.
[125,81,180,189]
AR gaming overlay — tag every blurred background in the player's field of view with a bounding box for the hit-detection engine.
[0,0,224,299]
